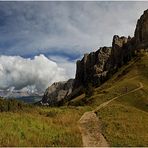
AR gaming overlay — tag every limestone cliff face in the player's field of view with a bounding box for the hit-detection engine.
[73,47,112,90]
[41,79,73,106]
[134,9,148,49]
[73,9,148,92]
[111,35,137,69]
[73,35,133,91]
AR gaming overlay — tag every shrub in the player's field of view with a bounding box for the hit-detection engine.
[0,98,26,112]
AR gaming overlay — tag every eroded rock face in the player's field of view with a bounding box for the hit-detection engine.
[134,9,148,49]
[73,35,133,92]
[73,47,112,90]
[111,35,132,69]
[41,79,73,106]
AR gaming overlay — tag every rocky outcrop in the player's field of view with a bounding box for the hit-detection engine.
[41,79,73,106]
[73,47,112,90]
[111,35,136,69]
[134,9,148,49]
[72,35,134,93]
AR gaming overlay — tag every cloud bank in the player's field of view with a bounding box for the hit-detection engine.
[0,54,69,92]
[1,2,148,58]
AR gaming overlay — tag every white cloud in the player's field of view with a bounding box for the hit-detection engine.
[49,55,77,78]
[0,54,67,92]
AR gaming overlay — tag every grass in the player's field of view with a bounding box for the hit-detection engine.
[97,102,148,146]
[0,105,91,146]
[94,53,148,146]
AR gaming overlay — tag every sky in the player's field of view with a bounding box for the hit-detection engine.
[0,1,148,92]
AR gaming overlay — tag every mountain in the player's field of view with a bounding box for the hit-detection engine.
[72,35,133,91]
[40,79,74,106]
[41,9,148,106]
[134,9,148,49]
[0,89,43,103]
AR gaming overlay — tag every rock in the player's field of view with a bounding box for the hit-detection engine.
[41,79,74,106]
[71,32,138,98]
[111,35,132,69]
[134,9,148,49]
[73,47,112,90]
[73,34,134,93]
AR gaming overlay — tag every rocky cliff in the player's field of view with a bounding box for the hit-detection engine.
[134,10,148,49]
[41,9,148,106]
[72,9,148,94]
[41,79,73,106]
[72,35,134,94]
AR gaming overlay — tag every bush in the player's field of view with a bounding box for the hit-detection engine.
[0,98,26,112]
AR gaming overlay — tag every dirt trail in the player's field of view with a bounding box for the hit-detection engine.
[78,82,143,147]
[78,111,109,147]
[94,82,143,113]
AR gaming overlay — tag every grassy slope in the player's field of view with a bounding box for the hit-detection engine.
[97,54,148,146]
[0,105,91,146]
[0,53,148,146]
[69,52,148,146]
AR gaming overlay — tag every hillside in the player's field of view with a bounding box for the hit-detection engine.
[97,53,148,146]
[69,52,148,146]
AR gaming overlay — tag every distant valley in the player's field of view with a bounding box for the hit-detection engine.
[0,89,43,103]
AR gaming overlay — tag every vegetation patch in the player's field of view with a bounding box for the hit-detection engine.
[97,102,148,146]
[0,105,91,147]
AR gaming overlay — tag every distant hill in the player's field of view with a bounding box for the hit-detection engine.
[0,89,43,104]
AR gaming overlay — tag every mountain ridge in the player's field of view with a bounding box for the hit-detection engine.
[41,9,148,106]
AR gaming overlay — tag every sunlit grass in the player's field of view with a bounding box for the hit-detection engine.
[97,101,148,146]
[0,106,91,146]
[95,53,148,146]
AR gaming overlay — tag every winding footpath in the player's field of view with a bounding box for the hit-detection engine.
[78,82,143,147]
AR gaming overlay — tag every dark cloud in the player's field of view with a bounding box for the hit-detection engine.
[0,2,148,58]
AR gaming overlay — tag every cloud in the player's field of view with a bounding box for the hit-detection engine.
[0,2,148,58]
[0,54,67,92]
[49,55,77,79]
